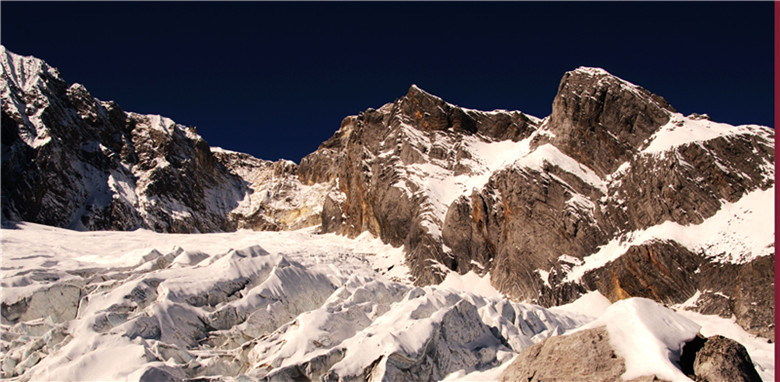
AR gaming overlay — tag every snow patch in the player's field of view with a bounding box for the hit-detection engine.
[565,185,774,282]
[580,298,701,381]
[642,113,772,154]
[439,271,503,299]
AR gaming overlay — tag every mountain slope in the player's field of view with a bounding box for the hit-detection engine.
[299,68,774,338]
[1,47,773,340]
[1,46,322,233]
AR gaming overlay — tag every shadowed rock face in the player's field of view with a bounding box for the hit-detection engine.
[1,47,242,232]
[680,335,762,382]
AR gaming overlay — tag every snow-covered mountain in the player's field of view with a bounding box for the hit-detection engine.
[297,67,774,340]
[0,46,325,233]
[1,46,774,381]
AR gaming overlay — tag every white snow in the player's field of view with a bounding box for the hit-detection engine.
[511,143,607,194]
[441,353,517,381]
[565,184,775,282]
[209,146,240,155]
[439,271,504,299]
[642,113,773,154]
[549,290,612,319]
[572,66,611,77]
[1,222,773,381]
[580,298,701,381]
[0,46,59,148]
[1,45,58,92]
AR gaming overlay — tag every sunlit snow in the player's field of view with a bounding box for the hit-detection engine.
[1,223,773,381]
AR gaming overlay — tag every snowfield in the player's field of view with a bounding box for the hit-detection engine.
[0,222,774,381]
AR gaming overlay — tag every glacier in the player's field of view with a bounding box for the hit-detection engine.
[0,222,773,381]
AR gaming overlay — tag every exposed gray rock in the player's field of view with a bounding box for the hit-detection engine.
[499,327,626,382]
[685,335,762,382]
[212,149,325,231]
[298,85,540,288]
[692,255,775,339]
[545,67,675,177]
[580,241,702,305]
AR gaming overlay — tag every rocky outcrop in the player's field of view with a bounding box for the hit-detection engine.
[443,160,609,305]
[580,241,701,305]
[681,335,762,382]
[212,149,328,231]
[545,67,675,177]
[500,327,762,382]
[690,255,776,339]
[437,69,774,337]
[499,327,628,382]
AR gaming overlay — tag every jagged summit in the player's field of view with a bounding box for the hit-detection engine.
[406,83,435,96]
[547,65,678,176]
[571,66,612,76]
[0,46,62,92]
[1,46,324,233]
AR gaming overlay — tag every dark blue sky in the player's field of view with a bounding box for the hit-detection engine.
[1,2,773,162]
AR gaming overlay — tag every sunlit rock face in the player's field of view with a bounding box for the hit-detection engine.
[299,67,774,339]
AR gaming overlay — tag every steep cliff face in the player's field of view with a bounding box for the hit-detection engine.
[301,68,774,338]
[545,67,675,176]
[1,46,320,233]
[437,69,774,337]
[299,85,541,285]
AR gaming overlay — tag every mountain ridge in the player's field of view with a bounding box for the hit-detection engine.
[1,46,773,340]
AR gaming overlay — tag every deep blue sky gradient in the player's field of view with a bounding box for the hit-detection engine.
[1,2,773,162]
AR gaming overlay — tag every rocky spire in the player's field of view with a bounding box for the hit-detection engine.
[547,66,676,176]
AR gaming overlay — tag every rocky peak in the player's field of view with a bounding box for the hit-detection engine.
[1,46,326,233]
[0,46,63,93]
[397,84,477,134]
[397,84,537,142]
[547,66,676,176]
